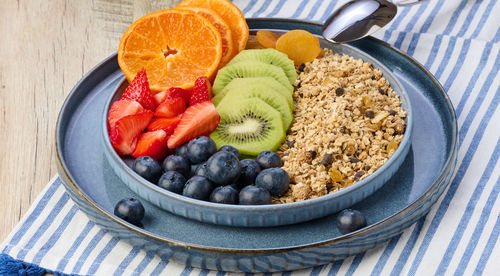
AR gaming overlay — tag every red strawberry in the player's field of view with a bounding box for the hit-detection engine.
[167,101,220,149]
[154,97,186,118]
[167,87,191,104]
[153,91,167,106]
[107,100,144,129]
[131,130,169,160]
[121,68,156,111]
[109,111,153,156]
[152,88,191,106]
[189,76,212,106]
[147,115,182,136]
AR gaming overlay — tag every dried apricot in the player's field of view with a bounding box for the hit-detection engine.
[256,30,280,48]
[387,141,399,155]
[245,35,265,49]
[362,95,373,107]
[275,29,320,66]
[330,170,343,182]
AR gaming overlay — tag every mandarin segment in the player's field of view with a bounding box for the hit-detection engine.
[144,58,168,89]
[275,29,320,66]
[118,9,222,92]
[122,32,163,55]
[177,0,249,53]
[131,17,167,48]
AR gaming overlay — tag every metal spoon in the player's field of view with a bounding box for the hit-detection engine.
[322,0,421,44]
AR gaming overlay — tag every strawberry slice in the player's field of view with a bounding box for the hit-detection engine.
[107,100,144,129]
[167,101,220,149]
[167,87,191,104]
[153,91,167,106]
[189,76,212,106]
[121,68,156,111]
[109,111,153,156]
[154,97,186,118]
[147,115,182,136]
[153,87,192,106]
[131,129,169,160]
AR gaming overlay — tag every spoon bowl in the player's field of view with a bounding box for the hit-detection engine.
[322,0,397,43]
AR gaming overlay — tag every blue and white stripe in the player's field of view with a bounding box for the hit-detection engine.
[2,0,500,275]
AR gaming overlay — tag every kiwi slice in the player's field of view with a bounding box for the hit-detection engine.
[228,49,298,85]
[210,98,285,156]
[213,61,293,95]
[212,77,294,111]
[216,85,293,130]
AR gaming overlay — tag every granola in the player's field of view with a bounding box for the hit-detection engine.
[276,49,406,203]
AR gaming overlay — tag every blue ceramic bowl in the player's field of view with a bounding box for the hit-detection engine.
[102,34,414,227]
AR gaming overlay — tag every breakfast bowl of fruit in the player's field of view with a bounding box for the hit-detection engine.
[99,4,413,228]
[55,0,458,271]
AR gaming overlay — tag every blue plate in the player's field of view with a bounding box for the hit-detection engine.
[56,19,457,272]
[101,30,414,227]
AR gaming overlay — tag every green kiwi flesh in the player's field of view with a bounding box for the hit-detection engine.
[216,85,293,130]
[228,48,298,85]
[210,98,285,156]
[212,77,294,111]
[212,61,293,95]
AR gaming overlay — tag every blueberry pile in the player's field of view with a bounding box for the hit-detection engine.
[131,136,290,205]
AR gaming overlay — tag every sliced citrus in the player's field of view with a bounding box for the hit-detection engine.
[118,9,222,92]
[177,6,234,68]
[177,0,249,53]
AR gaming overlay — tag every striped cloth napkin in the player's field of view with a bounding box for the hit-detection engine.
[2,0,499,275]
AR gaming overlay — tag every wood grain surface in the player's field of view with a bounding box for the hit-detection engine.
[0,0,179,243]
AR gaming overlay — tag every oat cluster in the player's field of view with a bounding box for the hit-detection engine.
[276,49,406,203]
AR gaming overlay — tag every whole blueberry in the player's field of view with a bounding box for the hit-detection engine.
[238,159,261,187]
[229,183,240,191]
[157,171,186,194]
[336,209,367,234]
[219,145,240,160]
[187,136,217,164]
[162,155,190,177]
[255,168,289,196]
[256,150,282,169]
[132,156,162,183]
[114,198,145,226]
[209,185,239,204]
[239,185,271,205]
[194,162,209,177]
[175,142,190,159]
[206,151,240,186]
[182,176,214,200]
[190,164,199,178]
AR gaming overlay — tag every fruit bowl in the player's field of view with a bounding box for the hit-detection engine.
[102,33,414,227]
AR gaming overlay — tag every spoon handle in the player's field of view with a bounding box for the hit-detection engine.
[391,0,425,6]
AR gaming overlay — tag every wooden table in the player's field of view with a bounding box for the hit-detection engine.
[0,0,178,243]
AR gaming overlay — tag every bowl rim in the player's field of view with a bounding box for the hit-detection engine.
[55,19,457,253]
[101,31,414,213]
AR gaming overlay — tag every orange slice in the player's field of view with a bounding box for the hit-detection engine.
[177,0,249,53]
[118,9,222,92]
[177,6,234,68]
